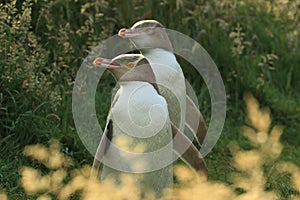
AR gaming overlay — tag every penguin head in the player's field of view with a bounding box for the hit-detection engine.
[93,54,156,86]
[118,20,173,52]
[93,54,142,80]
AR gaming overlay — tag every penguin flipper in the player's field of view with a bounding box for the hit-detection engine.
[91,119,113,179]
[171,124,208,179]
[185,95,207,146]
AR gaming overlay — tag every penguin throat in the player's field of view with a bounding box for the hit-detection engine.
[141,48,174,56]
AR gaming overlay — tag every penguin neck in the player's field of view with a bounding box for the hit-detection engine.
[118,81,149,91]
[141,48,180,72]
[141,48,175,58]
[118,80,160,94]
[118,80,144,86]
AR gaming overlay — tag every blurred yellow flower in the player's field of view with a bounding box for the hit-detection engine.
[0,192,8,200]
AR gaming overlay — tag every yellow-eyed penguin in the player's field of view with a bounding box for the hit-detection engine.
[118,20,207,152]
[92,54,173,197]
[92,54,207,197]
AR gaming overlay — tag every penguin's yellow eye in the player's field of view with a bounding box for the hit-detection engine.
[127,62,135,68]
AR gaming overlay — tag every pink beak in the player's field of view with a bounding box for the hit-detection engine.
[118,28,141,38]
[93,57,121,69]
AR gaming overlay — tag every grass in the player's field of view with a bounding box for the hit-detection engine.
[0,0,299,199]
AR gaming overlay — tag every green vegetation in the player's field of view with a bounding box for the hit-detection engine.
[0,0,299,199]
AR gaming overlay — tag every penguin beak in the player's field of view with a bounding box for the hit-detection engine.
[118,28,141,38]
[93,57,121,69]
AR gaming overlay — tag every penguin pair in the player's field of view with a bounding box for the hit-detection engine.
[92,20,208,197]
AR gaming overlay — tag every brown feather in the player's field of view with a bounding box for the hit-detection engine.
[185,95,207,145]
[171,124,208,179]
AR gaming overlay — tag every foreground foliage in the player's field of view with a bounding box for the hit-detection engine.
[16,94,300,200]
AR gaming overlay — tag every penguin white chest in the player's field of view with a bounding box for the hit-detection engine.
[144,49,187,132]
[111,81,169,138]
[101,81,173,197]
